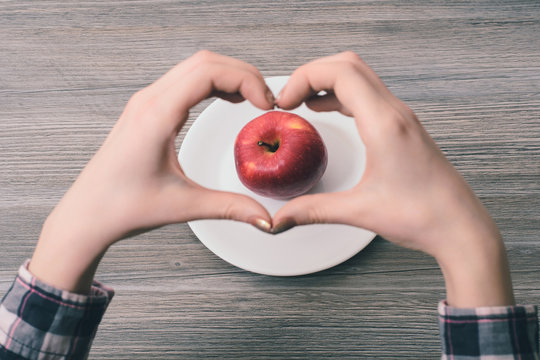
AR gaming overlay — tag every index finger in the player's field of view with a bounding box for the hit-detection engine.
[149,51,274,106]
[132,51,275,134]
[276,51,392,123]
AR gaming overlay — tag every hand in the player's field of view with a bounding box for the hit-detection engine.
[29,51,274,293]
[273,51,514,307]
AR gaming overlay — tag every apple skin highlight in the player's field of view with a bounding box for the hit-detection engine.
[234,111,328,199]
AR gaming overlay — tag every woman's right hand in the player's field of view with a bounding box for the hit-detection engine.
[273,52,514,307]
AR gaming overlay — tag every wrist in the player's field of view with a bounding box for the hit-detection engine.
[436,221,515,308]
[29,209,111,294]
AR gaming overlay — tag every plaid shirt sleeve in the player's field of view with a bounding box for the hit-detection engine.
[438,300,539,359]
[0,260,114,360]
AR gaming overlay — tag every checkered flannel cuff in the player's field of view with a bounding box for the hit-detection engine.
[0,260,114,360]
[438,300,539,360]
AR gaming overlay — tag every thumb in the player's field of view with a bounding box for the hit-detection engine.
[181,187,273,233]
[271,190,363,234]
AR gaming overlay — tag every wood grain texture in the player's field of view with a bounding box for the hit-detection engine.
[1,0,539,358]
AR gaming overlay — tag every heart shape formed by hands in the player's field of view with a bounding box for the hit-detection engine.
[179,75,375,276]
[179,76,367,224]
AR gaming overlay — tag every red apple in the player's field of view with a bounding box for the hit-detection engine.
[234,111,328,199]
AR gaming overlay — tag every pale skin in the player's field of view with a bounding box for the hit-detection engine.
[29,51,514,308]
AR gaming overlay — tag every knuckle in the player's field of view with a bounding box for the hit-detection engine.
[400,102,417,120]
[383,110,415,137]
[127,89,145,107]
[123,90,163,127]
[337,51,367,72]
[221,201,239,221]
[307,204,325,224]
[191,49,215,64]
[339,50,360,62]
[245,64,262,79]
[123,89,147,118]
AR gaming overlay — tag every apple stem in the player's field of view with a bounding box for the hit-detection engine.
[257,141,279,152]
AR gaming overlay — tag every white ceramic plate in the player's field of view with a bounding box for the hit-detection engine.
[178,76,375,276]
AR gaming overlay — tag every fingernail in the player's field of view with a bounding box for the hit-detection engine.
[276,89,283,104]
[271,218,297,235]
[276,84,286,105]
[266,89,275,106]
[251,218,272,233]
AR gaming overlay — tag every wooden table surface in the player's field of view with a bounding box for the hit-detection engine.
[1,1,539,358]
